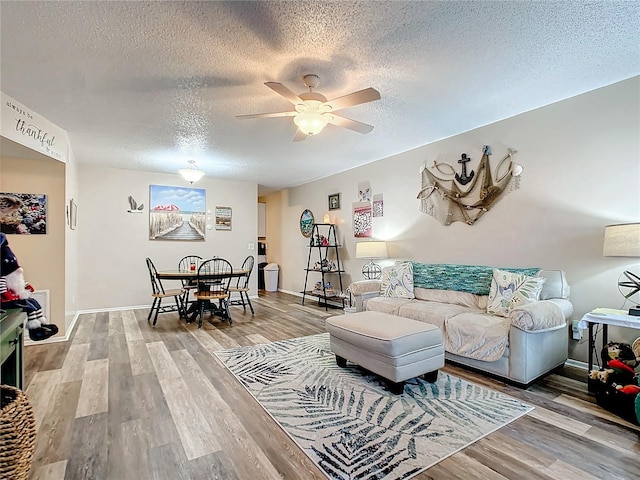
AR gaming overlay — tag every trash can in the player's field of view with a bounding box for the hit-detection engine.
[258,262,268,290]
[264,263,279,292]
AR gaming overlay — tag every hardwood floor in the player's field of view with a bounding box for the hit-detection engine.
[23,292,639,480]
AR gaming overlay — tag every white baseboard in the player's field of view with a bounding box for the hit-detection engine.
[565,358,588,371]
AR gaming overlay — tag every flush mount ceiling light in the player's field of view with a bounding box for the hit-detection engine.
[178,160,205,184]
[237,74,381,141]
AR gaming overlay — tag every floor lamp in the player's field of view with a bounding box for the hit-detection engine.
[603,223,640,315]
[356,241,388,279]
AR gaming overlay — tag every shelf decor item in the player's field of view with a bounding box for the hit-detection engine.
[300,209,314,238]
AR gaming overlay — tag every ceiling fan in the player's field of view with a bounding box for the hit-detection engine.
[237,74,381,141]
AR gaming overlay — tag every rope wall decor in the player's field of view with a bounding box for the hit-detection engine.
[417,145,522,226]
[0,385,36,480]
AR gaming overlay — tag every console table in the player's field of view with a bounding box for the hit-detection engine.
[578,308,640,374]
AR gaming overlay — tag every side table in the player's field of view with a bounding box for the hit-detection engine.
[578,308,640,377]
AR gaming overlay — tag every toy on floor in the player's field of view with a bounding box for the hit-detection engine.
[1,233,58,341]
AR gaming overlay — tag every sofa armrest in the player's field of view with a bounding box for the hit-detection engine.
[349,280,382,312]
[509,300,568,332]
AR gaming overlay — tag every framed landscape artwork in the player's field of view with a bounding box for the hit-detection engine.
[148,185,206,241]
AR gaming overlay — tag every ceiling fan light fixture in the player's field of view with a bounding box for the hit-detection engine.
[178,160,205,183]
[294,111,328,136]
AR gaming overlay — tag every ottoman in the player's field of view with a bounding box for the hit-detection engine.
[325,311,445,394]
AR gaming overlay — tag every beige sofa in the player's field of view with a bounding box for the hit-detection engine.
[348,263,573,386]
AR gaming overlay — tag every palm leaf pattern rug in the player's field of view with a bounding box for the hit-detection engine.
[216,333,532,480]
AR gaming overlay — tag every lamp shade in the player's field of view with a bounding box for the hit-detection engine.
[293,110,328,136]
[355,241,388,259]
[603,223,640,257]
[178,160,205,184]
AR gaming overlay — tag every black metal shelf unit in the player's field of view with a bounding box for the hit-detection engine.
[302,223,345,310]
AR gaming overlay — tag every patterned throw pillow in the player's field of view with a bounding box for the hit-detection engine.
[487,268,545,317]
[381,262,415,299]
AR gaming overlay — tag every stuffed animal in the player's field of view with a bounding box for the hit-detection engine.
[602,341,639,369]
[613,383,640,395]
[589,368,615,383]
[0,233,58,341]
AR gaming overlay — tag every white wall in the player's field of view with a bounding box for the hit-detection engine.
[77,165,257,310]
[268,77,640,363]
[65,147,79,330]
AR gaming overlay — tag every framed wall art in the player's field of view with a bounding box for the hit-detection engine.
[149,185,206,241]
[215,206,232,230]
[328,193,341,211]
[0,192,47,234]
[300,209,314,237]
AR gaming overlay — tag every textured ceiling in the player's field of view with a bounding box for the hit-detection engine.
[1,1,638,194]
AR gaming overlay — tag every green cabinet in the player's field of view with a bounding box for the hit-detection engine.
[1,309,25,389]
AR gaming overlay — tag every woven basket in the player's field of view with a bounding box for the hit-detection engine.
[0,385,36,480]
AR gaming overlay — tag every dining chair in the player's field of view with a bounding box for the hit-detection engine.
[228,255,255,315]
[194,257,234,328]
[178,255,203,308]
[145,258,186,326]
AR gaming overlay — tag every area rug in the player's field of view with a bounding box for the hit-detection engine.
[215,333,532,480]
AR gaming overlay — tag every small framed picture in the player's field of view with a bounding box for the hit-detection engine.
[328,193,341,211]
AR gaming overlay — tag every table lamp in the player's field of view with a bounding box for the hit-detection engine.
[603,223,640,315]
[356,241,388,279]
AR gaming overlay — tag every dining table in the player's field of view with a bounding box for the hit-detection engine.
[157,267,249,324]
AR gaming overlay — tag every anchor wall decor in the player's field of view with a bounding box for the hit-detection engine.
[417,145,522,226]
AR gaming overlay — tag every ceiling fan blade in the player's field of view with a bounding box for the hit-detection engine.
[293,128,308,142]
[236,111,297,119]
[265,82,304,105]
[324,87,381,111]
[327,114,374,134]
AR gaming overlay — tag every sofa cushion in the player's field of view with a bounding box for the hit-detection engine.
[365,296,413,316]
[397,301,474,332]
[414,287,487,309]
[380,262,414,299]
[537,270,570,300]
[411,262,540,295]
[445,312,511,362]
[487,269,545,317]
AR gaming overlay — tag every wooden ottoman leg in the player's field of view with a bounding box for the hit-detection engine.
[423,370,438,383]
[388,380,405,395]
[336,355,347,368]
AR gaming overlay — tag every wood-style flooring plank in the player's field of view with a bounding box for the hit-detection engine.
[71,313,95,344]
[541,458,602,480]
[32,380,82,467]
[25,369,62,431]
[58,343,90,383]
[75,358,109,418]
[64,412,108,480]
[131,371,179,450]
[157,375,221,461]
[122,309,144,342]
[30,460,67,480]
[428,451,511,479]
[121,418,153,480]
[128,339,155,376]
